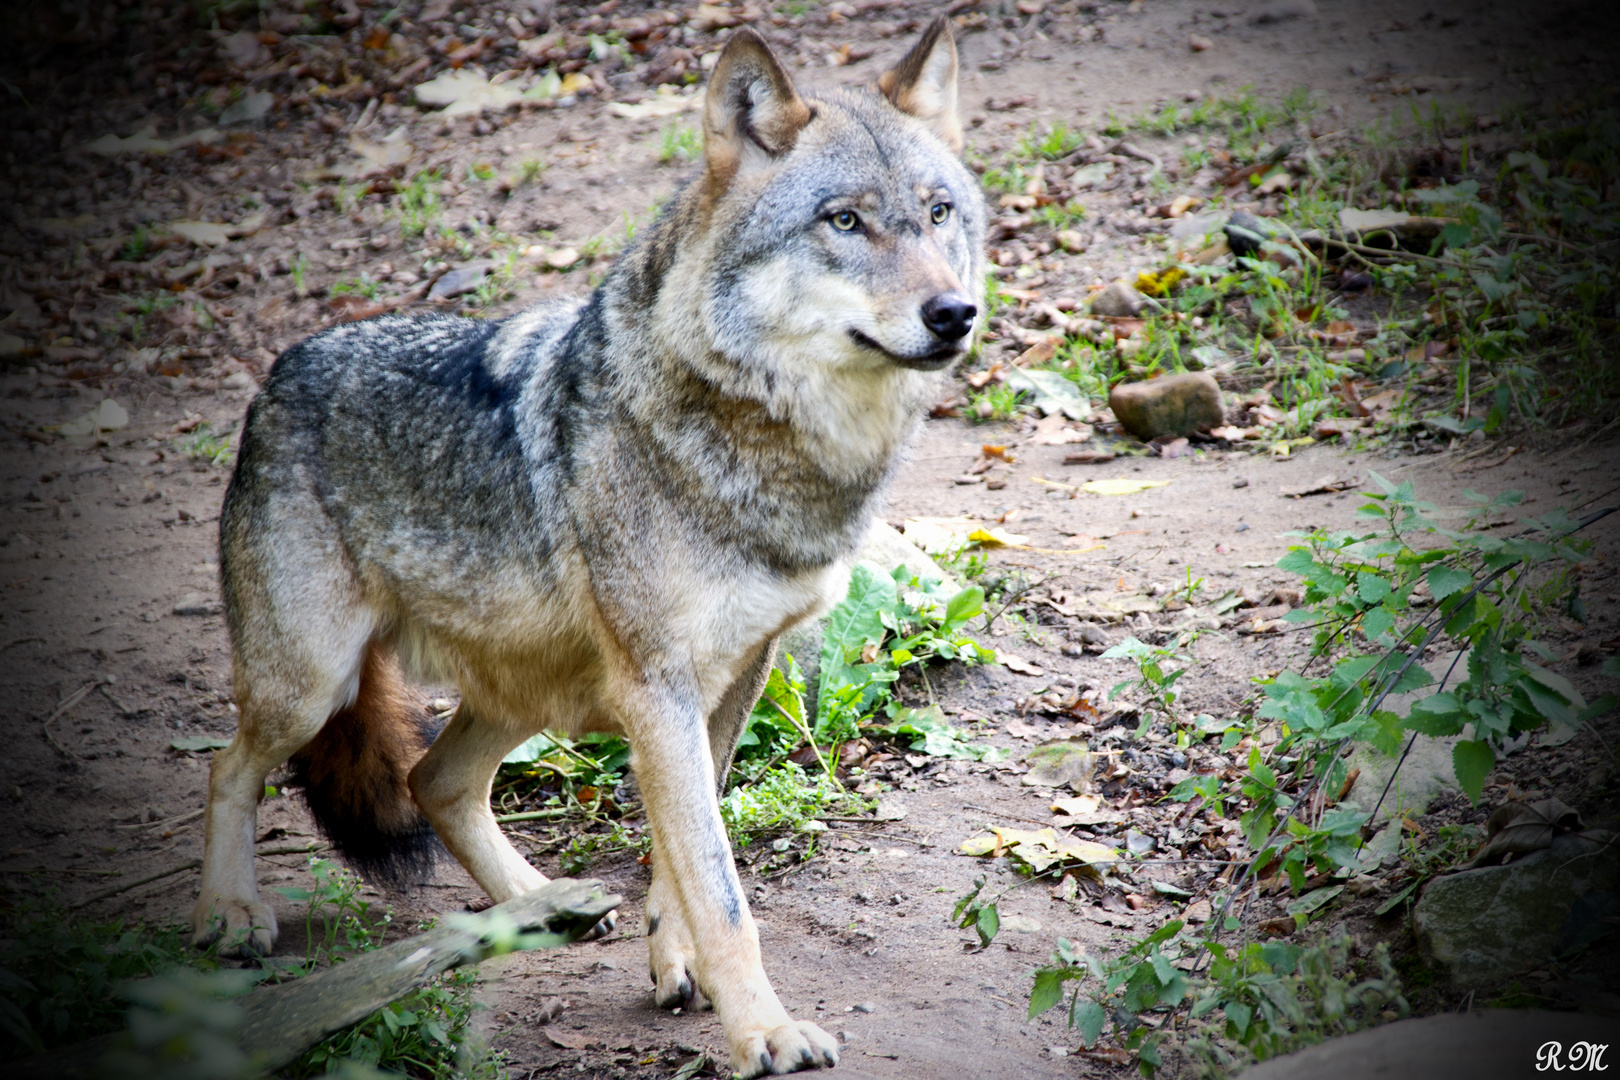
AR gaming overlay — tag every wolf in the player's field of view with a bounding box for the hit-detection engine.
[191,16,984,1076]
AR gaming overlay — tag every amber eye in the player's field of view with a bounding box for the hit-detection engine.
[930,202,951,225]
[831,210,860,232]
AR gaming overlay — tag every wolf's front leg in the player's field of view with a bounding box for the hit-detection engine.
[625,690,837,1078]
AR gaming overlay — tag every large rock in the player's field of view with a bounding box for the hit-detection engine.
[1412,831,1620,990]
[1234,1010,1603,1080]
[1345,651,1469,823]
[775,520,958,693]
[1108,372,1224,439]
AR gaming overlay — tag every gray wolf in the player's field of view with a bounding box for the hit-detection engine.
[192,17,983,1077]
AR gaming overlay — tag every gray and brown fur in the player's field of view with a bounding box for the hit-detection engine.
[193,18,983,1077]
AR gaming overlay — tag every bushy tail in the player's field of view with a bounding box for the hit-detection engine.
[286,643,440,884]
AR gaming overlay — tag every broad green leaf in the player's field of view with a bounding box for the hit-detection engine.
[1425,564,1472,602]
[1223,1002,1253,1038]
[1373,880,1420,917]
[1405,692,1466,736]
[818,561,898,709]
[944,585,985,628]
[1072,999,1106,1047]
[975,903,1000,948]
[1030,968,1067,1017]
[1452,739,1496,804]
[1356,572,1391,604]
[1285,884,1344,919]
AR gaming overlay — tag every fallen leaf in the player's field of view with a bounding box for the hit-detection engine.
[55,399,130,438]
[1000,654,1045,676]
[1279,474,1359,498]
[219,90,275,126]
[609,86,701,119]
[168,220,233,246]
[171,735,232,752]
[349,125,414,169]
[1030,414,1093,445]
[967,527,1031,548]
[415,69,523,117]
[1082,478,1171,496]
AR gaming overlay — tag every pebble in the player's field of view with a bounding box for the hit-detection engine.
[1087,280,1147,318]
[854,1002,875,1013]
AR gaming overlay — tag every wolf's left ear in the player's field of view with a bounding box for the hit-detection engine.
[704,29,812,186]
[878,15,962,153]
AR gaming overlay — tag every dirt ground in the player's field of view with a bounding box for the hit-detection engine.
[3,2,1619,1078]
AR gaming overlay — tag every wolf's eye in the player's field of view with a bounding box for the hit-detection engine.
[830,210,860,232]
[930,202,951,225]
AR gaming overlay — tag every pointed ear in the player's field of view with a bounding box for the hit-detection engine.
[704,29,812,187]
[878,15,962,153]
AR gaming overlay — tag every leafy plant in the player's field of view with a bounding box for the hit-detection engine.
[177,421,236,467]
[397,170,444,239]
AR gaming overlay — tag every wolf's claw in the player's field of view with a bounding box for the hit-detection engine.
[731,1021,839,1077]
[191,898,277,958]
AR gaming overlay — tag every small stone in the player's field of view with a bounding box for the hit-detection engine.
[1108,373,1225,439]
[544,246,580,270]
[1056,229,1088,253]
[854,1002,875,1014]
[1224,210,1273,257]
[1000,914,1043,933]
[173,594,224,617]
[1088,280,1147,318]
[427,261,495,301]
[1232,477,1249,489]
[1124,830,1155,856]
[1188,34,1213,51]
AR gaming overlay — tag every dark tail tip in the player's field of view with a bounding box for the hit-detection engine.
[285,645,442,886]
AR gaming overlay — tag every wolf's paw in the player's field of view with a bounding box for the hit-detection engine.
[731,1021,839,1077]
[191,897,277,957]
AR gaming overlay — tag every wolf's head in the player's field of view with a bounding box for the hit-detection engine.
[641,17,986,390]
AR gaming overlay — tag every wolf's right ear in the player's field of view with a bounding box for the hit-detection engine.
[704,29,812,187]
[878,15,962,153]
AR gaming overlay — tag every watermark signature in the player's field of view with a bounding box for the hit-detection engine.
[1538,1041,1610,1072]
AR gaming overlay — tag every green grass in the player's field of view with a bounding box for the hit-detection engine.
[658,124,700,164]
[177,421,236,466]
[396,169,444,239]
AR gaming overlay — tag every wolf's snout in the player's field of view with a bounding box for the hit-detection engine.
[920,293,977,342]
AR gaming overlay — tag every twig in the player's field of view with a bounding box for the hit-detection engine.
[70,842,330,910]
[1,636,43,653]
[114,807,206,832]
[41,680,102,757]
[762,692,840,791]
[495,808,572,824]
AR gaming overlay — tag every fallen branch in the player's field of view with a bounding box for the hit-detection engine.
[26,878,622,1080]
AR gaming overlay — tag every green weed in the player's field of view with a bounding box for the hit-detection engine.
[397,170,444,239]
[329,272,380,300]
[658,124,701,164]
[177,421,235,466]
[968,382,1025,422]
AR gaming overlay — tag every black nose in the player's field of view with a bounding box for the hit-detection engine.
[920,292,977,341]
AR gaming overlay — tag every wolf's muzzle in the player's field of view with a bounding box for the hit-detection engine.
[921,292,977,342]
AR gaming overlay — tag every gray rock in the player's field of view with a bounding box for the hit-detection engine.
[1412,831,1620,989]
[1346,651,1469,823]
[219,90,274,126]
[1124,830,1155,856]
[1108,372,1224,439]
[1087,280,1147,318]
[1234,1010,1602,1080]
[427,260,496,301]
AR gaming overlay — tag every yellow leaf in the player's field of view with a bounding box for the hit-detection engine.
[967,527,1031,548]
[1082,478,1171,496]
[1051,795,1102,816]
[961,834,999,856]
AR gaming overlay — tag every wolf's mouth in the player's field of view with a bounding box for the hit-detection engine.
[849,330,961,372]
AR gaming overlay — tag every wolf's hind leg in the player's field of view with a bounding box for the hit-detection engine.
[193,637,369,956]
[407,701,551,904]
